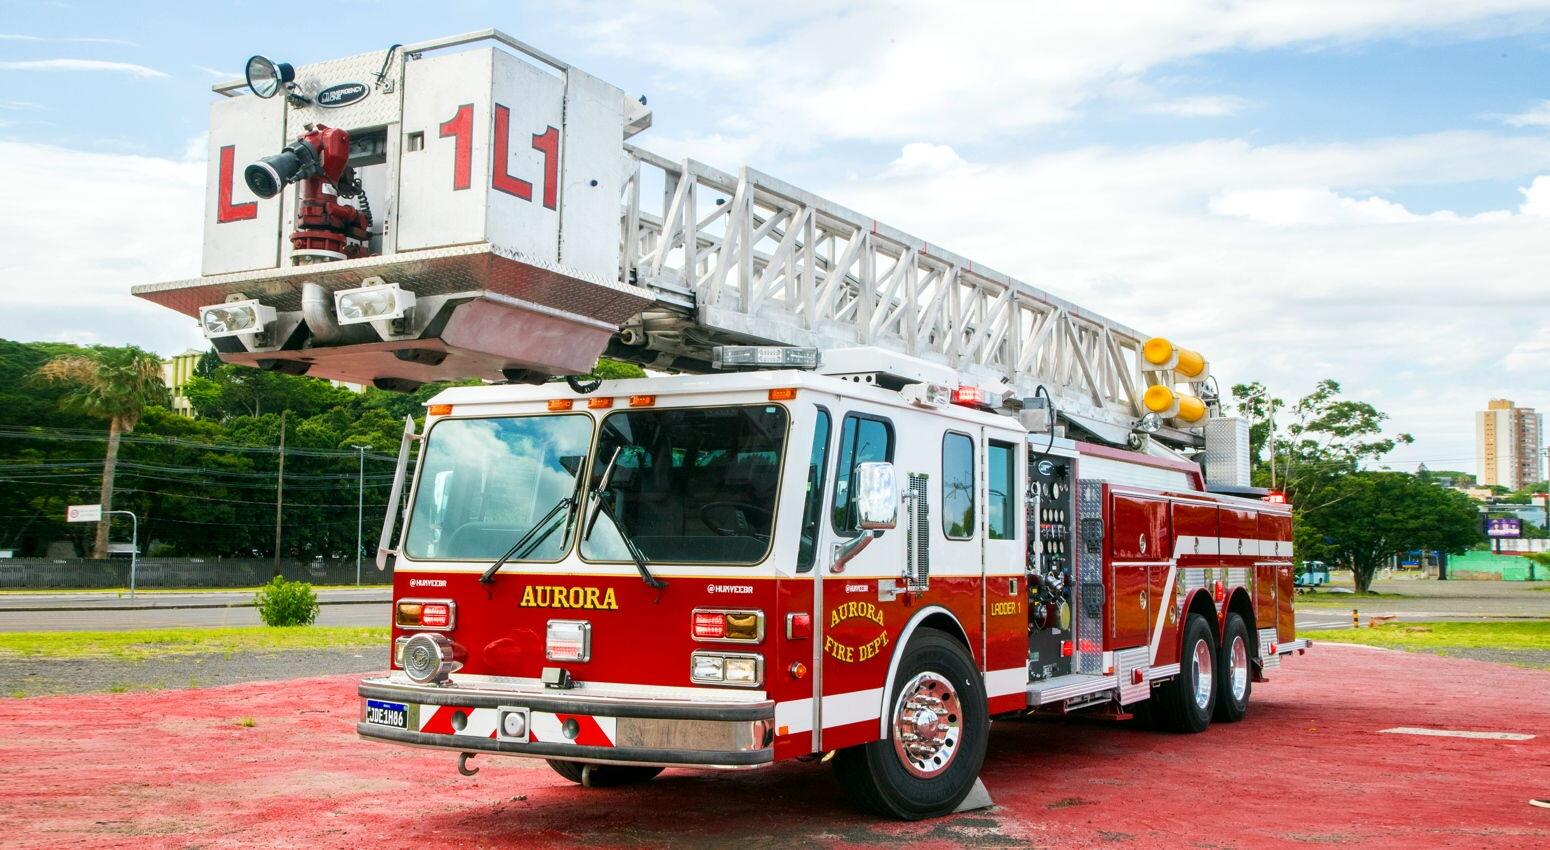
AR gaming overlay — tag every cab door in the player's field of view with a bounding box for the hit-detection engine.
[815,405,905,751]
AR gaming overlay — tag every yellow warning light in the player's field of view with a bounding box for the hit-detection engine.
[1142,338,1208,381]
[1176,395,1207,423]
[1143,385,1177,414]
[1144,385,1209,423]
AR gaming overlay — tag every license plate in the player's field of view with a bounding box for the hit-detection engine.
[365,699,408,729]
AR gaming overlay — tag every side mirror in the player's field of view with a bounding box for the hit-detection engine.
[854,461,898,531]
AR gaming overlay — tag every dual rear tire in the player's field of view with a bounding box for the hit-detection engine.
[1148,611,1252,732]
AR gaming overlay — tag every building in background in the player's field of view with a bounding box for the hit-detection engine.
[161,349,203,418]
[1476,399,1543,490]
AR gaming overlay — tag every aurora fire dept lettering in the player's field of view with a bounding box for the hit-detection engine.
[520,585,619,610]
[824,601,888,663]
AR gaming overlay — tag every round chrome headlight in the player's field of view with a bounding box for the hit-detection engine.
[401,633,456,684]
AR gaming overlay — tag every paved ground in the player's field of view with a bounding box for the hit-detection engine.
[1,645,1545,848]
[0,588,389,631]
[8,577,1543,633]
[1,647,384,697]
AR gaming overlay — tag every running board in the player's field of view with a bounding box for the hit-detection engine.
[1028,673,1116,706]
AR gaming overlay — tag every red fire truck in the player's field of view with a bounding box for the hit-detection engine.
[133,31,1307,819]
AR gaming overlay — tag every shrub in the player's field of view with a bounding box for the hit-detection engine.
[255,576,319,627]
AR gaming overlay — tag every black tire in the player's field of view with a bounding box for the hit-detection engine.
[1214,613,1252,723]
[832,629,989,820]
[545,759,663,787]
[1152,613,1216,733]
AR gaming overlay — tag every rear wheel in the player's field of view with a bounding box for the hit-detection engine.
[546,759,663,787]
[832,628,988,820]
[1153,612,1216,733]
[1214,613,1252,723]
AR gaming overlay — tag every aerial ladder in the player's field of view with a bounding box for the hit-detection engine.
[132,29,1244,480]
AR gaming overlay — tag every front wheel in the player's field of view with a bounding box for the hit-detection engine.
[832,628,988,820]
[546,759,663,787]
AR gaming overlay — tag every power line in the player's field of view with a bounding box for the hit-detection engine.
[0,428,398,462]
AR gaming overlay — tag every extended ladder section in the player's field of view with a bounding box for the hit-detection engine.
[130,29,1222,453]
[618,148,1172,444]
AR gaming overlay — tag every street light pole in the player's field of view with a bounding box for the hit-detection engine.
[352,444,370,586]
[109,510,138,600]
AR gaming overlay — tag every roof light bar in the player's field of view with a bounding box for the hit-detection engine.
[712,345,821,370]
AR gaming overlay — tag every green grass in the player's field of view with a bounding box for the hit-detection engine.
[1301,620,1550,651]
[0,626,390,661]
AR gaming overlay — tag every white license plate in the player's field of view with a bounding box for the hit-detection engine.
[365,699,408,729]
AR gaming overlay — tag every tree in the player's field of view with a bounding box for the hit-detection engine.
[1230,379,1414,511]
[36,347,166,558]
[1297,472,1480,593]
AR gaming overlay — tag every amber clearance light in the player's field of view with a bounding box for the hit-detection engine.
[427,403,453,416]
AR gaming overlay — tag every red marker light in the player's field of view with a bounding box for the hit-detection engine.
[693,612,727,640]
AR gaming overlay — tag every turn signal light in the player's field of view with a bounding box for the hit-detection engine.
[396,599,455,631]
[692,609,764,642]
[427,404,453,416]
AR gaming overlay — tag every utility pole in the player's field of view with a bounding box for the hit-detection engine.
[352,444,370,586]
[273,410,287,573]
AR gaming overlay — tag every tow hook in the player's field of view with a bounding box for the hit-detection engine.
[457,752,479,777]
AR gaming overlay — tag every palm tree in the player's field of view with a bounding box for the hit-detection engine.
[37,347,166,559]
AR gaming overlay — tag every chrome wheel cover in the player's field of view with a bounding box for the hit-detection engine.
[1191,638,1213,711]
[1229,635,1249,702]
[891,671,962,778]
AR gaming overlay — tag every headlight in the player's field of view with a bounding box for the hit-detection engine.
[690,651,762,687]
[198,299,275,339]
[335,281,415,324]
[401,633,457,684]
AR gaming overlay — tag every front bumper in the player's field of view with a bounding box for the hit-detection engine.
[356,677,775,769]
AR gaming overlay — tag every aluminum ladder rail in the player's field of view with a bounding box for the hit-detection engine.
[618,145,1166,443]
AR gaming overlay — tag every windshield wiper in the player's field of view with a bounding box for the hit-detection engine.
[583,446,666,590]
[480,465,588,584]
[590,492,667,590]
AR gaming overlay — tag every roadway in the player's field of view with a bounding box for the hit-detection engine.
[0,579,1542,632]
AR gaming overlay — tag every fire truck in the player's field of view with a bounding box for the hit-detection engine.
[133,30,1308,820]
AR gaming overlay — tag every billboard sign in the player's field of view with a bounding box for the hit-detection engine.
[1486,517,1522,538]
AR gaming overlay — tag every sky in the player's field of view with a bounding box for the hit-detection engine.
[2,0,1549,479]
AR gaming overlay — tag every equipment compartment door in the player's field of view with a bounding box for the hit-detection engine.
[1106,495,1170,649]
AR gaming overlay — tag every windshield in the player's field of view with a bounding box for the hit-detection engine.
[582,405,789,565]
[404,414,593,561]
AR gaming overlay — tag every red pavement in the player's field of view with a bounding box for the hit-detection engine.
[1,644,1546,849]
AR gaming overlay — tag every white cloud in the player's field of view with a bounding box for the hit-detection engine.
[1142,94,1250,117]
[0,33,136,46]
[194,65,237,80]
[1503,100,1550,127]
[577,0,1550,157]
[0,100,46,111]
[1519,175,1550,216]
[0,58,167,78]
[1504,326,1550,372]
[885,143,965,176]
[0,140,205,353]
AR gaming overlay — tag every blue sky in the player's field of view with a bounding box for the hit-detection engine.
[3,1,1550,478]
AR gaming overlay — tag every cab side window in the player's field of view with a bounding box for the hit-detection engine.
[831,413,894,536]
[942,431,975,539]
[988,440,1016,540]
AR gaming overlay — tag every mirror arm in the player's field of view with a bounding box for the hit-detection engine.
[830,530,880,574]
